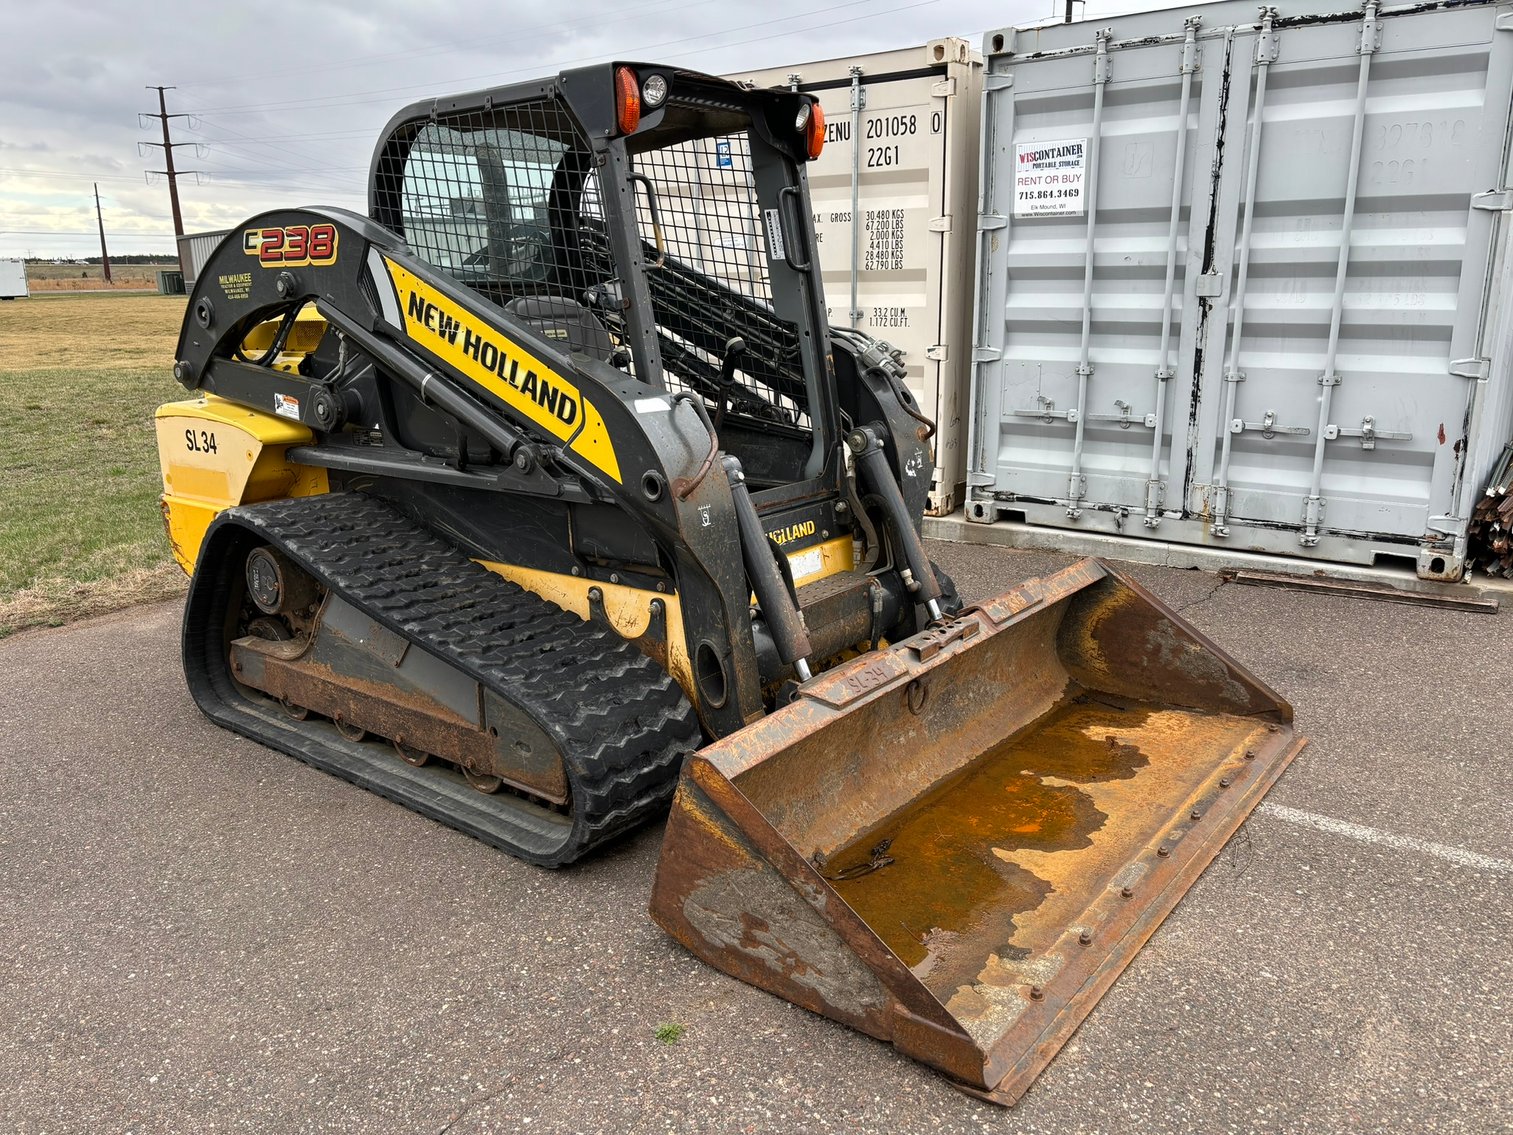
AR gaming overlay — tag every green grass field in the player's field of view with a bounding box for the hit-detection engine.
[0,293,189,634]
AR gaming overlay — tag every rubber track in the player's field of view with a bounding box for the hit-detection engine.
[187,492,702,866]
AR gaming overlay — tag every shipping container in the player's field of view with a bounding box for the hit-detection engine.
[0,259,28,299]
[730,40,984,514]
[966,0,1513,580]
[177,229,231,287]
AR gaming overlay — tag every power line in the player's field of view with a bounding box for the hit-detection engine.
[0,228,176,237]
[0,169,144,183]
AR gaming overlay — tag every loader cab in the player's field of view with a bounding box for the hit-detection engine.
[369,65,839,496]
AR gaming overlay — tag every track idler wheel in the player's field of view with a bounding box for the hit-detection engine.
[246,545,320,617]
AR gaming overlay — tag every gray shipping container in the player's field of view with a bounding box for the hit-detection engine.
[730,41,983,514]
[966,0,1513,580]
[178,229,232,287]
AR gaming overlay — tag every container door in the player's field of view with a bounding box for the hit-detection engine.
[973,16,1231,527]
[1197,2,1513,556]
[800,64,962,510]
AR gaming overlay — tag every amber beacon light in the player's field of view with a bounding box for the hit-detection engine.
[805,100,825,160]
[614,66,641,134]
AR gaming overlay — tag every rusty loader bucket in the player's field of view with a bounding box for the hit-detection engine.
[650,559,1304,1104]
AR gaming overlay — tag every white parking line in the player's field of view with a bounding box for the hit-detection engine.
[1256,802,1513,875]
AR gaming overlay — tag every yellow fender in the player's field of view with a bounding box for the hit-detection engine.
[155,394,328,572]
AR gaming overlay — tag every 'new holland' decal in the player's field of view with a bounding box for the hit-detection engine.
[380,255,622,483]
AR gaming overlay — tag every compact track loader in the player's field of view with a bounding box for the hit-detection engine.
[156,62,1303,1103]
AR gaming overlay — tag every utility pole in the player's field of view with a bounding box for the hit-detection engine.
[93,183,112,283]
[141,85,196,238]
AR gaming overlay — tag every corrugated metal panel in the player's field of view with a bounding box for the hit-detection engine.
[178,229,232,286]
[968,0,1513,579]
[730,41,983,513]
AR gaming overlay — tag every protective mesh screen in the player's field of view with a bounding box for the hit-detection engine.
[372,100,609,305]
[632,131,808,430]
[374,102,808,430]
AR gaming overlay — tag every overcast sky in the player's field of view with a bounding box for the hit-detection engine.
[2,0,1183,259]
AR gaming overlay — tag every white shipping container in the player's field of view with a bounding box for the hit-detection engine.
[729,40,983,514]
[967,0,1513,580]
[0,259,28,299]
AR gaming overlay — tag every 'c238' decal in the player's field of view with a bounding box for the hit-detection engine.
[244,223,338,268]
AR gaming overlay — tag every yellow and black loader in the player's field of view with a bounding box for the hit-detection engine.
[156,62,1303,1103]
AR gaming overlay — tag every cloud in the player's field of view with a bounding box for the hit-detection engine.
[1,0,1172,257]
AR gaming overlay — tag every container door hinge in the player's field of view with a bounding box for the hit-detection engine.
[1472,189,1513,211]
[929,215,952,233]
[931,78,957,98]
[1194,271,1224,298]
[1496,9,1513,31]
[985,73,1014,93]
[1450,357,1489,379]
[978,213,1007,232]
[972,345,1002,363]
[925,344,948,361]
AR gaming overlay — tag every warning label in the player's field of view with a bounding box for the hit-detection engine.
[1014,139,1088,218]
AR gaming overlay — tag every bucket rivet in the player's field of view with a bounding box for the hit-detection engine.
[1029,986,1044,1001]
[1219,777,1232,788]
[1157,845,1170,858]
[1190,809,1202,821]
[1120,886,1134,899]
[1267,723,1279,733]
[1078,930,1093,946]
[1244,749,1256,760]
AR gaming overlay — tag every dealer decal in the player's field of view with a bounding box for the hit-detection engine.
[379,256,621,483]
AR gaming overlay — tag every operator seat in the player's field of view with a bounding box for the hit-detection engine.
[503,295,617,364]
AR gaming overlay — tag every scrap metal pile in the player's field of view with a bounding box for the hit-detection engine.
[1468,440,1513,577]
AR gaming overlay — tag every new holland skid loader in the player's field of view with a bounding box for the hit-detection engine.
[156,62,1303,1103]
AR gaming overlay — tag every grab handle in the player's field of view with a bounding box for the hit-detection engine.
[776,186,812,272]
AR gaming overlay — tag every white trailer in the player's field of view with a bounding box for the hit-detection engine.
[0,260,28,300]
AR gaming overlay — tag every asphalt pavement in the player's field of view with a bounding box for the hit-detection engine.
[1,539,1508,1134]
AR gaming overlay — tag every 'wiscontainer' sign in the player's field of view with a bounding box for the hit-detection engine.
[1014,139,1088,218]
